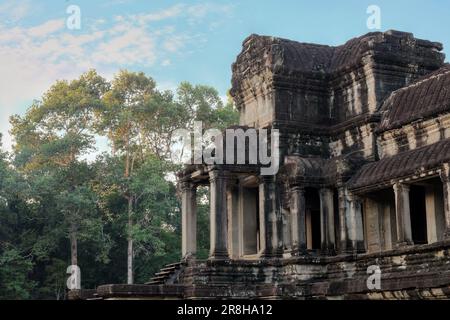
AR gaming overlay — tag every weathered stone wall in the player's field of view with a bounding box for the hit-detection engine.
[95,241,450,300]
[231,31,444,126]
[231,30,445,168]
[378,114,450,158]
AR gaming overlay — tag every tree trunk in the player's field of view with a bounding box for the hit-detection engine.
[127,196,134,284]
[70,225,78,266]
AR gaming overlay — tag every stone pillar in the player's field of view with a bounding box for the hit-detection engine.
[209,170,229,260]
[259,177,282,258]
[439,163,450,239]
[393,183,413,246]
[290,185,307,255]
[181,181,197,259]
[319,188,335,254]
[337,187,348,253]
[425,186,438,243]
[227,183,239,259]
[346,192,365,253]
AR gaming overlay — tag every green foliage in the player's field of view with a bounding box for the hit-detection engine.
[0,247,35,300]
[0,69,239,299]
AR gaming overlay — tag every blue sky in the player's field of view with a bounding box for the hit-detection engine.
[0,0,449,150]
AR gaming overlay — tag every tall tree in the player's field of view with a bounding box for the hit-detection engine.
[10,70,108,268]
[98,70,158,284]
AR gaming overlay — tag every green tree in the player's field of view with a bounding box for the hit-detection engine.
[0,138,36,299]
[10,70,108,270]
[98,70,158,284]
[92,153,179,284]
[176,82,239,130]
[2,68,239,298]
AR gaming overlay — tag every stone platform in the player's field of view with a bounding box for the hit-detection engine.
[93,240,450,300]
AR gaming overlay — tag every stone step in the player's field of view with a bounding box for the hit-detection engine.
[145,261,184,285]
[160,266,177,272]
[145,281,163,285]
[165,262,182,268]
[150,275,168,281]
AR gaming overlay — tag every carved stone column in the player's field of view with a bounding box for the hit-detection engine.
[227,181,239,259]
[181,181,197,259]
[319,188,335,254]
[346,192,365,253]
[393,183,413,246]
[440,163,450,239]
[290,185,307,255]
[259,176,282,258]
[337,186,348,253]
[209,170,229,260]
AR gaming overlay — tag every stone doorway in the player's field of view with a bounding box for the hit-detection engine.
[409,178,445,244]
[239,187,260,257]
[363,188,396,253]
[305,188,321,250]
[409,185,428,244]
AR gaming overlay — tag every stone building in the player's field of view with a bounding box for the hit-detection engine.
[94,30,450,300]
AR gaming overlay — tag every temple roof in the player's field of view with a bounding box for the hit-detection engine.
[347,139,450,192]
[378,64,450,132]
[232,30,444,78]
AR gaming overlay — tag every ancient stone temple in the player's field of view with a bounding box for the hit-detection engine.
[93,30,450,300]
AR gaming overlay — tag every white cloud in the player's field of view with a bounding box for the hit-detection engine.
[161,59,171,67]
[0,2,234,150]
[163,34,190,53]
[133,4,186,24]
[0,0,32,22]
[28,19,65,38]
[186,3,234,25]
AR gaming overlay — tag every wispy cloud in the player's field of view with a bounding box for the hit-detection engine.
[0,0,32,23]
[132,3,186,23]
[0,2,234,150]
[28,19,65,38]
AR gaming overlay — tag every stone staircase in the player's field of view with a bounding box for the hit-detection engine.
[145,262,184,285]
